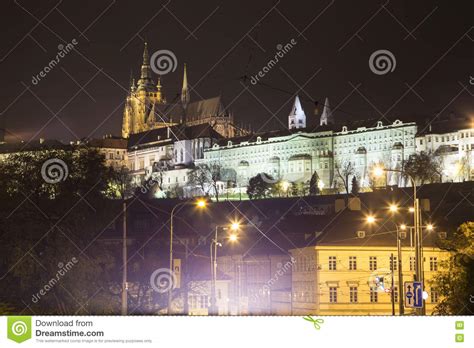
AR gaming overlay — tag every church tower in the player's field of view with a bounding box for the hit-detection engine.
[181,63,190,111]
[288,95,306,130]
[121,42,170,138]
[319,97,334,126]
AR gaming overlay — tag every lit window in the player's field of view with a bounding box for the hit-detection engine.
[349,256,357,270]
[430,257,438,271]
[370,287,378,303]
[350,287,358,303]
[390,256,398,271]
[369,256,377,271]
[329,287,337,303]
[328,256,337,271]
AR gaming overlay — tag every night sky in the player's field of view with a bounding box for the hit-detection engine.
[0,0,472,143]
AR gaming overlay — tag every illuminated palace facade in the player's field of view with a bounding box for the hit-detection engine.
[197,98,473,194]
[2,44,472,195]
[117,45,473,195]
[198,100,418,192]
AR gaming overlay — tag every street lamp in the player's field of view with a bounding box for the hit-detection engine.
[366,215,376,224]
[373,166,424,315]
[389,204,399,213]
[168,199,207,314]
[387,204,406,316]
[210,222,240,315]
[281,181,290,197]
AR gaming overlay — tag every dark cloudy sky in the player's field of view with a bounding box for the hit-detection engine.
[0,0,472,143]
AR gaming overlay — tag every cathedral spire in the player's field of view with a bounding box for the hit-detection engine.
[288,95,306,130]
[181,63,190,110]
[136,41,156,92]
[142,41,149,66]
[320,97,334,126]
[129,70,136,93]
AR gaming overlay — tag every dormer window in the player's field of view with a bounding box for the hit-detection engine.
[377,121,383,128]
[342,126,348,133]
[257,136,262,143]
[227,141,232,147]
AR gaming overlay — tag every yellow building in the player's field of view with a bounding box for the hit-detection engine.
[290,229,450,315]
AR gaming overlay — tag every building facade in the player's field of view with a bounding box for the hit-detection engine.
[416,118,474,182]
[198,103,417,192]
[290,244,448,315]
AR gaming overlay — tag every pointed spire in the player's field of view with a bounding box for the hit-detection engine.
[288,95,306,130]
[136,41,157,92]
[143,41,149,65]
[320,97,334,126]
[129,70,136,93]
[181,63,190,110]
[157,77,162,91]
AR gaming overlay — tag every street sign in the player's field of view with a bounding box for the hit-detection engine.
[405,281,423,308]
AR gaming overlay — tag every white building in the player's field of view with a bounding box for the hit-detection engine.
[127,123,220,196]
[197,97,418,191]
[416,116,474,182]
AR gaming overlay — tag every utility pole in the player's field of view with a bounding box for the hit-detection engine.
[397,234,404,315]
[390,253,395,316]
[121,200,128,315]
[209,226,219,315]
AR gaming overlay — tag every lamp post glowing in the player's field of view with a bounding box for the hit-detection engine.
[210,222,240,315]
[373,166,424,314]
[366,215,376,224]
[387,205,406,316]
[317,179,325,191]
[168,199,206,314]
[281,181,290,197]
[389,204,399,213]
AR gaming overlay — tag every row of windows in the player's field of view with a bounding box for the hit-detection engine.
[325,256,438,272]
[328,287,439,304]
[422,132,474,144]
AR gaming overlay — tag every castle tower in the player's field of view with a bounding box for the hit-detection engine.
[288,95,306,130]
[320,97,334,126]
[121,42,171,138]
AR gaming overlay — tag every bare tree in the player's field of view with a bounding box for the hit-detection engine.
[187,164,223,201]
[403,151,443,185]
[335,160,355,195]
